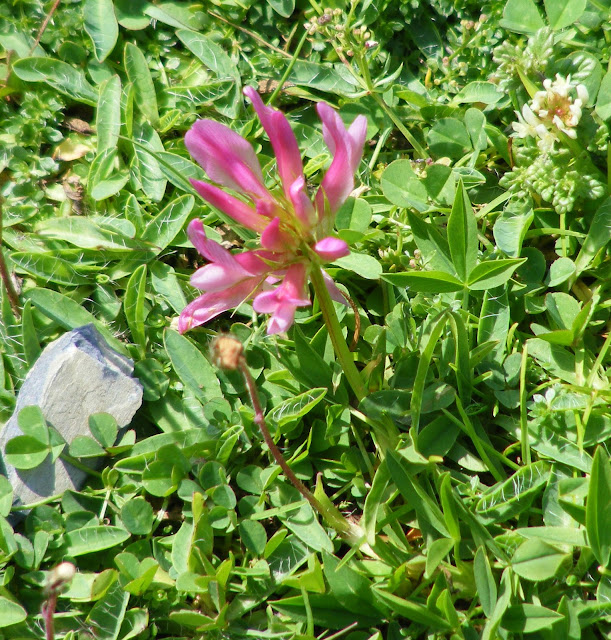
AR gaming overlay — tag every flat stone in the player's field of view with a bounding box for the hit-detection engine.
[0,325,142,508]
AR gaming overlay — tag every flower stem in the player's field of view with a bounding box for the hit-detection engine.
[0,200,21,318]
[309,265,367,402]
[239,355,354,536]
[268,29,309,107]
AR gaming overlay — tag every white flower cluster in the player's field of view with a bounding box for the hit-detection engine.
[511,74,588,151]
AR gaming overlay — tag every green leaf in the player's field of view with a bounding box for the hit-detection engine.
[574,197,611,274]
[176,29,241,118]
[335,197,372,232]
[548,257,576,287]
[424,538,454,578]
[511,539,568,581]
[27,289,126,355]
[493,204,534,258]
[89,148,130,201]
[482,568,512,640]
[10,251,90,286]
[150,262,187,315]
[141,195,194,253]
[17,405,48,444]
[124,42,159,127]
[124,264,148,357]
[476,461,549,523]
[382,271,464,293]
[386,449,449,537]
[86,580,129,640]
[267,0,295,17]
[0,477,13,518]
[96,75,121,153]
[373,588,452,631]
[333,253,382,280]
[269,388,327,429]
[500,0,545,33]
[239,520,267,555]
[474,547,497,617]
[131,122,167,201]
[69,435,106,458]
[407,210,454,274]
[65,526,131,556]
[544,0,586,30]
[155,151,205,193]
[279,503,333,553]
[447,181,477,281]
[515,526,587,547]
[84,0,119,62]
[89,413,118,449]
[503,604,564,633]
[427,118,471,159]
[36,216,144,251]
[322,552,383,616]
[114,0,149,29]
[121,497,155,535]
[381,159,428,211]
[587,447,611,568]
[467,258,526,290]
[4,436,49,469]
[454,82,502,104]
[0,596,27,628]
[163,330,223,402]
[289,61,359,95]
[12,57,98,105]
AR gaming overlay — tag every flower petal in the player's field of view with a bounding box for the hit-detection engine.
[187,219,237,265]
[178,278,262,333]
[190,263,250,292]
[314,236,350,261]
[267,303,298,334]
[260,217,295,252]
[315,103,367,215]
[288,175,317,229]
[322,269,348,306]
[244,87,304,199]
[190,180,268,232]
[185,120,269,199]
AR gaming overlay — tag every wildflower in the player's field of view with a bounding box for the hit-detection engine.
[179,88,367,335]
[511,74,588,151]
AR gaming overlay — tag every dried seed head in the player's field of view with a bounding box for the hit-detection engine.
[48,562,76,592]
[211,334,244,370]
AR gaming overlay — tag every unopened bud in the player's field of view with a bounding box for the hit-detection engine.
[211,334,244,371]
[364,40,378,49]
[318,13,332,25]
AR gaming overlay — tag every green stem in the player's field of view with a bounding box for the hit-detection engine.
[268,29,309,107]
[366,76,428,159]
[309,264,367,402]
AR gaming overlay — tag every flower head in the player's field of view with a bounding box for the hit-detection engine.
[179,90,366,335]
[511,74,588,151]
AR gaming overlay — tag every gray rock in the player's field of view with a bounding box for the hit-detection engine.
[0,325,142,508]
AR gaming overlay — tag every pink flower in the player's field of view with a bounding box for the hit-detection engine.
[179,89,367,335]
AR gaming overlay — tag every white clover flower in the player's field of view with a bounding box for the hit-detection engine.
[510,74,588,151]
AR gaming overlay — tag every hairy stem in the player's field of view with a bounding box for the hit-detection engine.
[240,360,326,515]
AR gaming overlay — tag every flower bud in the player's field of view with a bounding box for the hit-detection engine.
[211,334,244,371]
